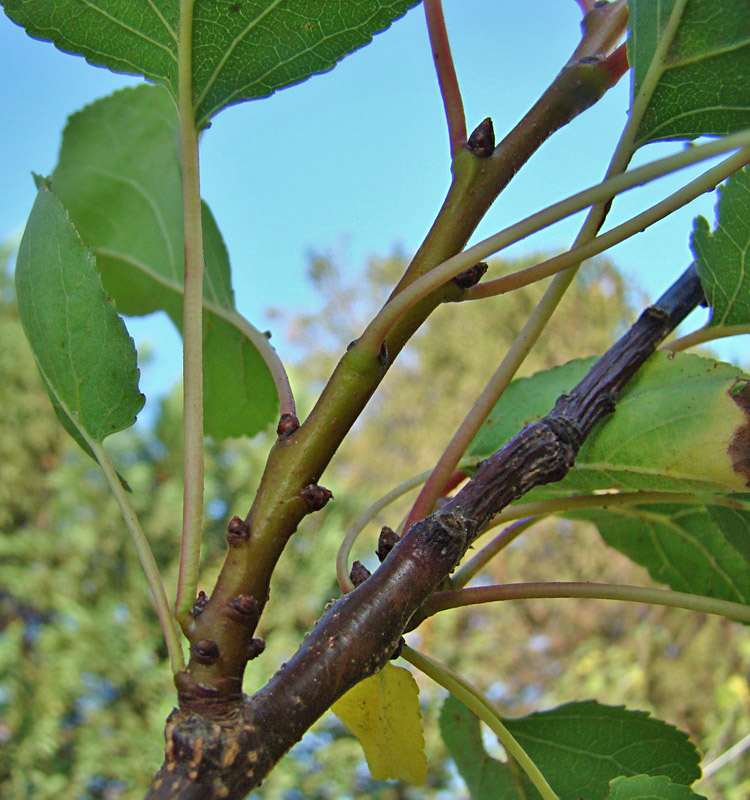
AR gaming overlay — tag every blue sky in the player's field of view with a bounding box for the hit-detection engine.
[1,2,741,403]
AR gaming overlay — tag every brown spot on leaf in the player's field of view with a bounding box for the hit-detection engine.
[729,380,750,485]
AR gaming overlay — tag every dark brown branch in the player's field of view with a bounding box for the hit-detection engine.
[145,266,704,800]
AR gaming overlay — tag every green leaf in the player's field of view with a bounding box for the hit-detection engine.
[608,775,707,800]
[441,697,701,800]
[468,353,750,497]
[2,0,420,127]
[569,502,750,604]
[503,701,701,800]
[331,664,427,784]
[49,84,277,439]
[692,166,750,326]
[15,184,144,451]
[439,695,521,800]
[704,502,750,566]
[628,0,750,147]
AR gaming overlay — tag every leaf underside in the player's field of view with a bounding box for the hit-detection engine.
[2,0,421,127]
[692,166,750,327]
[628,0,750,147]
[608,774,707,800]
[15,185,144,449]
[469,352,750,498]
[49,84,277,439]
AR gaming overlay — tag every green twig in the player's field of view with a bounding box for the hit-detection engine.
[175,0,206,630]
[451,518,538,590]
[357,129,750,354]
[462,147,750,300]
[401,645,560,800]
[400,140,750,530]
[92,442,185,673]
[484,490,750,531]
[336,459,474,593]
[424,0,466,158]
[423,581,750,624]
[662,323,750,353]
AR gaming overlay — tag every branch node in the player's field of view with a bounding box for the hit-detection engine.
[226,516,250,545]
[247,638,266,660]
[390,637,405,660]
[467,117,495,157]
[225,594,261,626]
[301,484,333,513]
[276,413,300,441]
[350,561,372,587]
[189,590,209,618]
[193,639,221,664]
[453,261,489,289]
[376,526,400,562]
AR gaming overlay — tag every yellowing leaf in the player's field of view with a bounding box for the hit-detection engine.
[332,663,427,784]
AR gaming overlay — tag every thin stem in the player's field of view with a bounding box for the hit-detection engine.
[424,0,466,158]
[175,0,205,630]
[336,459,474,593]
[357,129,750,352]
[662,323,750,352]
[401,645,560,800]
[486,490,750,530]
[465,147,750,301]
[451,518,537,590]
[402,142,750,529]
[700,732,750,780]
[423,581,750,624]
[88,250,296,418]
[92,442,185,673]
[222,307,295,417]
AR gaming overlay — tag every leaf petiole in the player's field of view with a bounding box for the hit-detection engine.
[401,645,560,800]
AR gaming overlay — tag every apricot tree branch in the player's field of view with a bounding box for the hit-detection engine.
[146,265,705,800]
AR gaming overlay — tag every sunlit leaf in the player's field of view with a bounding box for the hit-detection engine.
[441,697,701,800]
[628,0,750,147]
[49,84,277,439]
[608,774,707,800]
[15,184,144,452]
[331,663,427,784]
[693,166,750,326]
[2,0,420,126]
[469,353,750,497]
[503,701,701,800]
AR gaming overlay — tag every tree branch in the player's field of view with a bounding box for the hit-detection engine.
[145,265,705,799]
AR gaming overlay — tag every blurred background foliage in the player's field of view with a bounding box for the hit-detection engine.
[1,245,749,799]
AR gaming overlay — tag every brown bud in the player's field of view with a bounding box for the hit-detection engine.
[350,560,372,587]
[390,637,405,660]
[276,413,300,441]
[453,261,489,289]
[376,526,400,562]
[301,484,333,512]
[225,594,261,625]
[247,638,266,660]
[189,590,209,618]
[227,516,250,544]
[467,117,495,157]
[193,639,220,664]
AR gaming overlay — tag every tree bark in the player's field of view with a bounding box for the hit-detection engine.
[145,265,705,799]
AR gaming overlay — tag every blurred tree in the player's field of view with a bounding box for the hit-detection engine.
[2,249,748,799]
